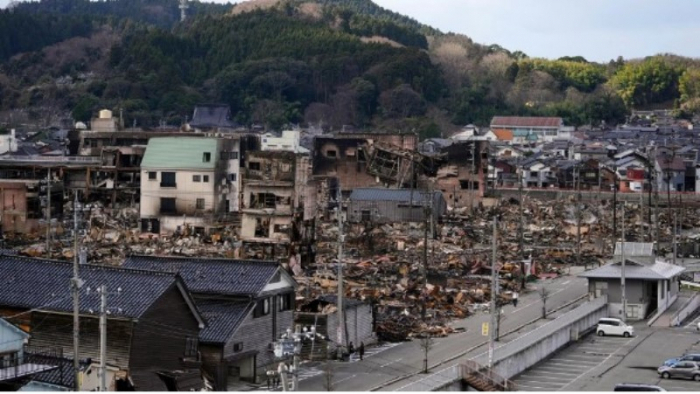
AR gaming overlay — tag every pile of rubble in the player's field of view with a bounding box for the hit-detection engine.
[300,195,700,341]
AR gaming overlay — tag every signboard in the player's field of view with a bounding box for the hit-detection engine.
[481,322,489,336]
[281,340,295,356]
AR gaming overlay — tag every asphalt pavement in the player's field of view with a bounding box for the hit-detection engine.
[296,271,589,391]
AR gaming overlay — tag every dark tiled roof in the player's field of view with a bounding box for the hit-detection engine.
[25,353,90,389]
[491,116,562,128]
[197,299,253,344]
[0,255,179,319]
[190,104,237,128]
[123,255,280,296]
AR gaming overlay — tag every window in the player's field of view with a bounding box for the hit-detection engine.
[193,175,201,182]
[160,198,176,214]
[253,298,270,318]
[203,152,211,162]
[361,210,371,222]
[249,162,261,171]
[196,198,205,210]
[229,173,237,182]
[148,171,157,180]
[161,172,176,187]
[233,342,243,353]
[203,175,209,183]
[278,293,294,312]
[185,337,198,357]
[230,152,239,160]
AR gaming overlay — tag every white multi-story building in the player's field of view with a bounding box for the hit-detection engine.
[139,136,240,234]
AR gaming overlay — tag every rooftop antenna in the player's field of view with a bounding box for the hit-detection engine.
[179,0,189,22]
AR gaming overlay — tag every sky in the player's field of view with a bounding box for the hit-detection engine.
[3,0,699,62]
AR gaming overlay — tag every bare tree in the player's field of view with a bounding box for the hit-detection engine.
[539,286,551,319]
[419,335,435,374]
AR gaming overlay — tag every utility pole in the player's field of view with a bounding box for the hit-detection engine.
[612,165,617,243]
[488,216,497,368]
[99,285,107,392]
[335,187,346,354]
[621,203,627,323]
[45,169,51,255]
[673,208,678,266]
[576,166,582,269]
[518,167,525,289]
[470,142,476,210]
[71,191,82,391]
[421,188,429,321]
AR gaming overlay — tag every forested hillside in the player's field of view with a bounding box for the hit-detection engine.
[0,0,699,135]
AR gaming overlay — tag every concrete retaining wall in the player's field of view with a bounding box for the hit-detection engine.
[473,296,608,380]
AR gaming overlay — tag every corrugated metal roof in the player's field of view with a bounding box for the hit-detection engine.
[141,137,218,170]
[491,116,563,128]
[348,188,441,203]
[579,260,685,280]
[614,242,654,257]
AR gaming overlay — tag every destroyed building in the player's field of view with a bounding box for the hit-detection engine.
[139,136,241,234]
[0,178,62,235]
[430,140,488,209]
[240,150,309,256]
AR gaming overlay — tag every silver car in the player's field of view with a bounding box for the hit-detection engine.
[658,361,700,380]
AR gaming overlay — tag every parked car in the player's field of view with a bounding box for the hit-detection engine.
[662,353,700,367]
[657,361,700,380]
[596,318,634,337]
[613,383,665,391]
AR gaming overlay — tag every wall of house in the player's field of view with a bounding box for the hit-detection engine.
[222,139,241,212]
[0,182,29,234]
[327,304,376,349]
[0,321,25,355]
[346,198,443,224]
[140,168,217,217]
[129,284,201,391]
[28,312,133,370]
[589,278,650,320]
[226,297,295,379]
[261,130,301,152]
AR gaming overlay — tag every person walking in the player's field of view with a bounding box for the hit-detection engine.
[359,342,365,361]
[512,291,519,308]
[348,341,355,355]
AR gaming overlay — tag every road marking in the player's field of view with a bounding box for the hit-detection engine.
[333,374,357,385]
[380,358,402,368]
[522,370,579,376]
[558,336,635,391]
[562,280,571,285]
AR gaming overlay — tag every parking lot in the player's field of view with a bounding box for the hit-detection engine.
[512,333,637,391]
[513,323,700,391]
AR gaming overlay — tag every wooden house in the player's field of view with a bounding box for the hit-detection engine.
[122,255,296,391]
[0,255,205,391]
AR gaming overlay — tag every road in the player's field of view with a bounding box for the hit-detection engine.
[297,273,589,391]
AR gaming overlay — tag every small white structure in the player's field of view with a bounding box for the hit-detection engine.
[0,129,18,155]
[261,130,309,153]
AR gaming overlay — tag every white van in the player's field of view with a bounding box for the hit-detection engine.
[597,318,634,337]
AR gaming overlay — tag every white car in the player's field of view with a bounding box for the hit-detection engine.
[596,318,634,337]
